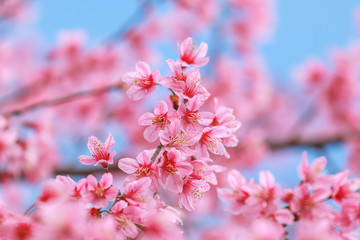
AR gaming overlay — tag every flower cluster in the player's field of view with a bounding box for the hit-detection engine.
[119,37,240,212]
[216,152,360,239]
[0,38,241,239]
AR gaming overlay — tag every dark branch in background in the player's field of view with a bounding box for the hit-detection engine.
[50,132,359,176]
[267,131,359,150]
[55,164,121,176]
[1,83,124,117]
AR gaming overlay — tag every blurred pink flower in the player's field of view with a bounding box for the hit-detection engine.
[122,61,161,100]
[177,37,209,67]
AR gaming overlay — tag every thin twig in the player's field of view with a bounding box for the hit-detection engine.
[1,83,123,117]
[151,143,163,163]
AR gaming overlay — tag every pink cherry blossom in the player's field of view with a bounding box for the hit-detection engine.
[290,183,331,219]
[195,126,231,158]
[158,148,193,193]
[178,177,210,211]
[298,152,327,183]
[138,100,180,142]
[141,211,184,240]
[243,171,281,216]
[164,59,210,100]
[123,177,153,206]
[190,159,221,185]
[332,170,360,204]
[78,133,115,168]
[178,95,214,131]
[118,150,159,192]
[122,61,161,100]
[111,200,142,239]
[211,98,241,147]
[159,120,200,156]
[82,173,119,208]
[55,175,87,199]
[177,37,209,67]
[217,169,251,214]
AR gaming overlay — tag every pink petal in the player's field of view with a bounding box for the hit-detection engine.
[78,155,97,165]
[92,199,109,209]
[167,148,182,162]
[126,177,152,195]
[209,126,232,138]
[135,61,151,76]
[126,86,147,101]
[195,142,209,159]
[112,200,128,213]
[122,72,138,84]
[259,171,275,189]
[274,208,294,225]
[151,69,161,83]
[165,175,183,193]
[298,151,309,180]
[166,59,182,77]
[228,169,246,190]
[193,57,209,68]
[310,156,327,174]
[105,186,119,201]
[177,162,194,177]
[198,111,215,126]
[196,42,208,58]
[86,174,98,191]
[138,112,155,125]
[167,109,180,121]
[312,186,331,202]
[178,192,194,211]
[100,173,113,189]
[104,133,115,152]
[178,37,192,56]
[137,151,151,165]
[154,100,168,115]
[118,158,139,174]
[187,96,205,112]
[122,220,138,238]
[143,125,160,142]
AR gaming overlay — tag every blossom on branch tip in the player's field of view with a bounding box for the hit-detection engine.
[164,59,210,100]
[122,61,161,100]
[177,37,209,67]
[78,133,115,168]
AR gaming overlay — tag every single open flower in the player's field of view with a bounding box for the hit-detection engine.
[78,133,115,168]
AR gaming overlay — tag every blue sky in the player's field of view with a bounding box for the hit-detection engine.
[33,0,360,80]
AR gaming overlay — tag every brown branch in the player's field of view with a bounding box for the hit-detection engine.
[52,132,360,176]
[54,164,122,176]
[151,143,163,163]
[267,132,358,150]
[1,82,124,117]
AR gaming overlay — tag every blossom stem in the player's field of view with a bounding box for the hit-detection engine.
[151,143,163,163]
